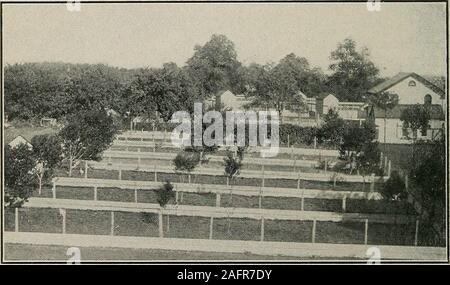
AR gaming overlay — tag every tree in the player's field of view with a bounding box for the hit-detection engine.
[400,104,430,141]
[156,181,176,238]
[409,140,445,246]
[173,151,201,184]
[320,109,345,147]
[31,134,63,195]
[59,109,119,176]
[123,64,201,125]
[245,54,325,119]
[381,171,406,201]
[4,144,36,208]
[223,149,243,234]
[339,120,376,159]
[355,141,382,187]
[368,91,399,147]
[328,38,380,102]
[186,34,242,104]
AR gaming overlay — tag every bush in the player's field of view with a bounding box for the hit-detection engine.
[381,171,406,200]
[156,181,175,207]
[279,124,320,146]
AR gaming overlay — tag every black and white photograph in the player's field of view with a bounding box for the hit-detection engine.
[1,0,448,266]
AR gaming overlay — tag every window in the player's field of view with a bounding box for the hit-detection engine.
[408,80,416,87]
[424,94,432,105]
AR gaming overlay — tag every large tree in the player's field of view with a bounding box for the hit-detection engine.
[122,63,200,123]
[328,38,380,102]
[4,62,129,121]
[59,109,119,176]
[4,144,36,208]
[31,134,63,195]
[186,34,243,105]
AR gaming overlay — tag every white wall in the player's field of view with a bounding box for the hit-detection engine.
[375,118,444,143]
[386,76,443,106]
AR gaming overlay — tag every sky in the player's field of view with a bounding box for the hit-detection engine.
[2,2,447,77]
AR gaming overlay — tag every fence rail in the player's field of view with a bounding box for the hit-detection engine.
[53,177,382,201]
[23,197,415,224]
[87,160,388,183]
[5,232,445,260]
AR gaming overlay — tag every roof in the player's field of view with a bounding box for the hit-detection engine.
[8,135,33,149]
[368,72,445,97]
[373,104,445,120]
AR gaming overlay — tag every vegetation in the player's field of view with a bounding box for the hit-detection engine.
[381,171,406,201]
[4,144,37,207]
[59,109,119,176]
[400,104,431,140]
[31,134,63,195]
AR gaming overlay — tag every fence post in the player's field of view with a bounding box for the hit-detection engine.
[52,181,56,199]
[118,168,122,180]
[154,165,157,182]
[262,165,265,187]
[379,152,384,169]
[414,219,420,246]
[314,136,317,149]
[384,156,388,173]
[290,146,294,160]
[175,191,179,204]
[260,217,265,242]
[158,210,163,238]
[324,159,328,173]
[370,173,375,192]
[111,211,115,236]
[84,161,88,179]
[301,188,305,211]
[387,160,391,176]
[342,195,346,212]
[312,220,316,243]
[15,207,19,232]
[94,186,97,201]
[134,188,138,203]
[60,208,66,234]
[364,219,369,245]
[287,134,290,148]
[258,186,263,209]
[216,193,221,207]
[209,216,214,239]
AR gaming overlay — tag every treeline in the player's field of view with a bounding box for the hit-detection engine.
[5,35,387,122]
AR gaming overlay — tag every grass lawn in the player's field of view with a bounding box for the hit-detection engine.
[41,185,412,214]
[315,221,365,244]
[3,243,322,261]
[17,208,63,233]
[114,212,159,237]
[5,207,417,246]
[66,209,111,235]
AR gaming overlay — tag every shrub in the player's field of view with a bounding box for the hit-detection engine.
[381,171,406,201]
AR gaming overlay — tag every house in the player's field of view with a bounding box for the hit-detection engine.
[367,72,446,143]
[8,135,33,149]
[315,93,367,125]
[40,117,57,127]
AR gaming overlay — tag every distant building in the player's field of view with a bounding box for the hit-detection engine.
[40,117,57,127]
[8,135,33,149]
[367,72,446,143]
